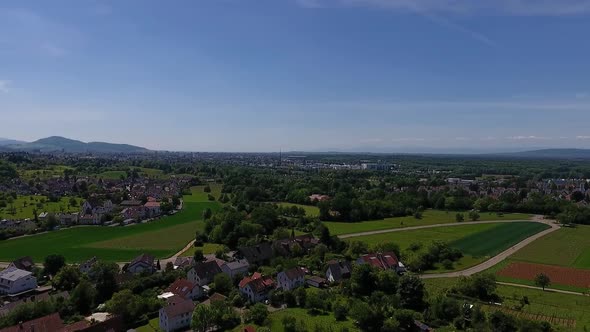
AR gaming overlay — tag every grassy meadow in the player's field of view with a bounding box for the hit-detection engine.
[324,210,531,236]
[0,195,83,220]
[0,187,220,262]
[277,202,320,217]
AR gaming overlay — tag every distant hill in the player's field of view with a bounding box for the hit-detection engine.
[6,136,150,154]
[499,149,590,159]
[0,138,26,146]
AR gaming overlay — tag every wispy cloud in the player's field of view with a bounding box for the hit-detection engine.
[577,135,590,140]
[298,0,590,16]
[507,135,551,140]
[0,80,10,93]
[391,137,426,142]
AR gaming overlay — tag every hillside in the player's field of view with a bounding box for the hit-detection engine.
[503,149,590,159]
[5,136,149,154]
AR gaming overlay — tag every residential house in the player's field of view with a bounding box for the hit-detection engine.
[127,254,156,275]
[173,256,194,270]
[165,279,200,300]
[0,219,36,232]
[0,312,64,332]
[121,206,146,221]
[159,295,194,332]
[309,194,330,202]
[57,212,79,225]
[187,261,222,287]
[239,273,275,303]
[120,200,142,207]
[237,242,273,266]
[8,256,34,272]
[81,199,113,216]
[79,257,98,275]
[306,276,328,288]
[78,214,100,225]
[220,259,250,279]
[356,252,406,274]
[144,198,161,218]
[277,267,305,291]
[273,234,319,256]
[0,267,38,295]
[325,260,353,283]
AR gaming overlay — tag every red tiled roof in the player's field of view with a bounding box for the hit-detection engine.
[166,279,196,299]
[0,313,64,332]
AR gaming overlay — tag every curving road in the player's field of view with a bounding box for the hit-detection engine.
[337,215,561,280]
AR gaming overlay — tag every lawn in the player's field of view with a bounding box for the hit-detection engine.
[135,318,161,332]
[19,166,74,181]
[98,170,127,180]
[190,184,223,202]
[234,308,356,332]
[0,195,83,220]
[511,225,590,269]
[277,203,320,217]
[179,243,227,257]
[324,210,531,235]
[0,187,220,263]
[351,222,548,273]
[450,222,550,257]
[423,278,590,331]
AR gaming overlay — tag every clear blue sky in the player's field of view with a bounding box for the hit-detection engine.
[1,0,590,152]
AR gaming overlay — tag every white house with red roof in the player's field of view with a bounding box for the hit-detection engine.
[164,279,200,300]
[239,273,275,303]
[356,252,406,274]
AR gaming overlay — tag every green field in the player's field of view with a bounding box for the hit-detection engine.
[0,187,220,263]
[180,243,227,257]
[277,202,320,217]
[191,184,223,202]
[423,278,590,331]
[324,210,531,235]
[350,222,548,273]
[98,170,128,180]
[19,166,74,181]
[450,222,550,257]
[511,225,590,269]
[234,308,356,332]
[135,318,160,332]
[0,195,83,220]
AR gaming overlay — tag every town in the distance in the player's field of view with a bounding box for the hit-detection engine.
[0,137,589,332]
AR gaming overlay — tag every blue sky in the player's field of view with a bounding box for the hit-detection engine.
[1,0,590,152]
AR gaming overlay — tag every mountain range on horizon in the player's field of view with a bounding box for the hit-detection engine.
[0,136,150,154]
[1,136,590,159]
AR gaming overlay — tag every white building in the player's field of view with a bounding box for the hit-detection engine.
[0,267,38,295]
[277,268,305,291]
[159,295,194,332]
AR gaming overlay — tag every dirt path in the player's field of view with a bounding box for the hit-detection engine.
[338,217,541,239]
[160,239,195,267]
[496,281,587,296]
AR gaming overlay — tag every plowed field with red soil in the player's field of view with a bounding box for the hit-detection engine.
[498,262,590,288]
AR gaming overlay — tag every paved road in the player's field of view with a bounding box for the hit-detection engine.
[496,282,587,296]
[338,218,542,239]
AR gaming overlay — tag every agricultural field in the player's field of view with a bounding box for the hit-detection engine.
[511,225,590,269]
[498,262,590,289]
[350,222,549,273]
[0,195,83,220]
[423,278,590,331]
[450,222,550,257]
[324,210,531,236]
[277,202,320,217]
[0,187,220,263]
